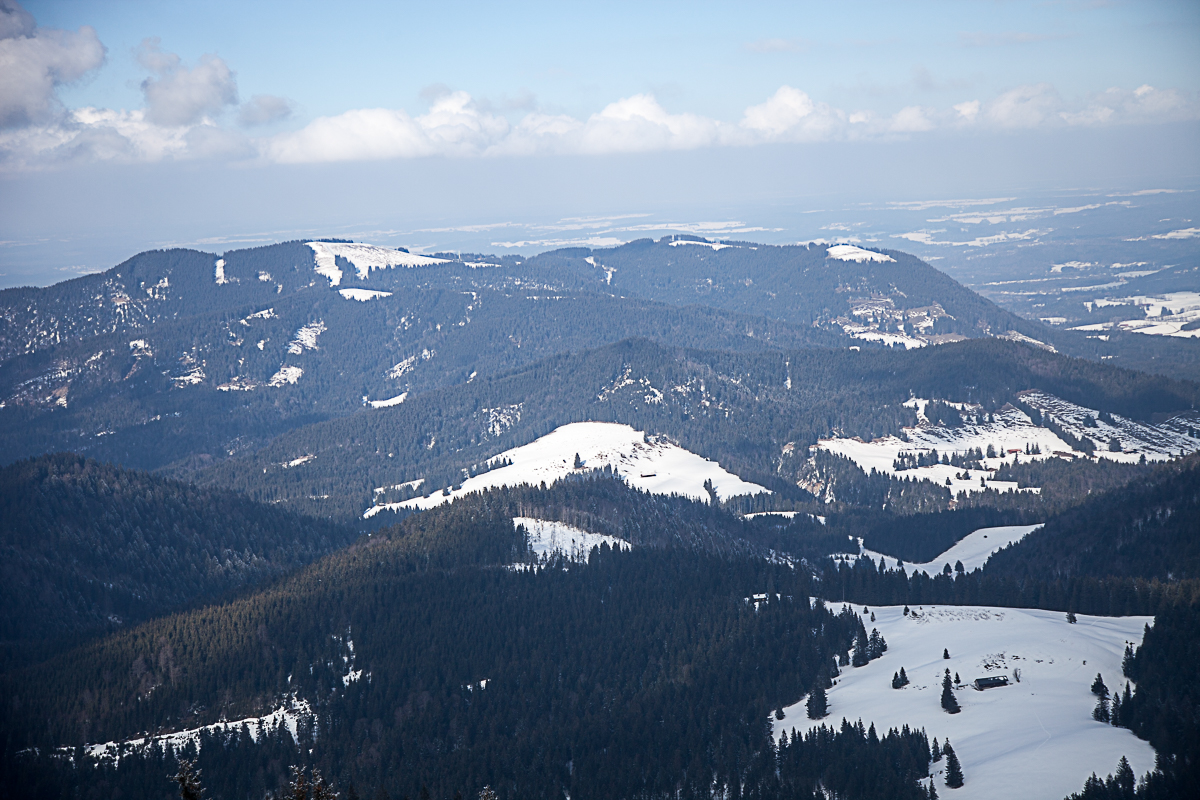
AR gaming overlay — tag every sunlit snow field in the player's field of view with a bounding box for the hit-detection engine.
[773,605,1155,800]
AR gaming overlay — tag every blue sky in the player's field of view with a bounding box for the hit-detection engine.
[1,0,1198,284]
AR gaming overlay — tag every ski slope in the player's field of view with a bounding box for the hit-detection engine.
[773,605,1155,800]
[365,421,770,516]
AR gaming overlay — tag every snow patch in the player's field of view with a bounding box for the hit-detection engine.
[827,245,895,263]
[514,517,631,563]
[214,259,228,285]
[81,695,313,766]
[307,242,447,286]
[338,288,394,302]
[287,321,326,354]
[368,392,408,408]
[268,366,303,386]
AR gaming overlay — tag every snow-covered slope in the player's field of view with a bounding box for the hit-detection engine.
[773,605,1155,800]
[514,517,631,563]
[827,244,895,263]
[818,394,1198,498]
[365,421,770,517]
[1072,291,1200,338]
[307,242,447,286]
[81,695,313,765]
[856,525,1044,574]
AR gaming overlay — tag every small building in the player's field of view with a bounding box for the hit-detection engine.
[973,675,1009,690]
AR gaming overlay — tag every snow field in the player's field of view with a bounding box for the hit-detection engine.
[1074,292,1200,339]
[368,392,408,408]
[307,242,447,287]
[773,605,1155,800]
[826,244,895,263]
[818,393,1198,499]
[338,288,394,301]
[365,421,769,517]
[513,517,631,563]
[855,525,1044,574]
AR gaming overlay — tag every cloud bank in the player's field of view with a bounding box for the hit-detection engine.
[0,0,1196,170]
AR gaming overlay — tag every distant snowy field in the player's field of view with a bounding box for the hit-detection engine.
[817,394,1198,500]
[366,421,769,516]
[773,605,1155,800]
[514,517,631,563]
[842,524,1044,574]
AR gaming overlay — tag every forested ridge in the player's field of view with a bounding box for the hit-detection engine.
[0,453,357,670]
[1,477,949,800]
[192,336,1200,521]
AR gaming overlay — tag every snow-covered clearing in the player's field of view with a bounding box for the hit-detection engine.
[81,695,313,765]
[817,394,1197,498]
[365,421,769,517]
[214,259,228,285]
[1072,291,1200,338]
[514,517,631,563]
[668,239,735,251]
[338,288,394,301]
[773,605,1155,800]
[287,321,326,354]
[827,244,895,263]
[268,365,303,386]
[368,392,408,408]
[841,323,928,349]
[855,525,1044,574]
[307,242,447,286]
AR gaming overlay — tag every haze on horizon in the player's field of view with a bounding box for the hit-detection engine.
[0,0,1197,287]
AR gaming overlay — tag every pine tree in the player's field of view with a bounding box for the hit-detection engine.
[1114,756,1134,796]
[287,767,311,800]
[899,666,908,685]
[1066,611,1077,624]
[1092,695,1110,723]
[479,788,498,800]
[941,670,961,714]
[954,672,960,685]
[943,648,950,660]
[1090,673,1108,697]
[931,737,941,761]
[928,778,939,799]
[573,452,583,469]
[1122,644,1134,677]
[807,683,828,719]
[943,742,964,788]
[171,759,204,800]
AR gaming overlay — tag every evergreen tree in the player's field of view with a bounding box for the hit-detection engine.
[928,778,939,799]
[900,666,908,685]
[1092,695,1110,723]
[1067,611,1077,624]
[943,648,950,660]
[1122,645,1134,677]
[806,683,829,719]
[943,742,964,788]
[931,738,941,761]
[1113,757,1134,796]
[1090,673,1108,697]
[941,670,961,714]
[171,759,204,800]
[954,672,960,685]
[574,452,583,469]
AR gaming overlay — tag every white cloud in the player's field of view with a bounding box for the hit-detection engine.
[0,0,105,129]
[739,86,845,141]
[576,94,723,153]
[137,38,238,127]
[889,105,935,133]
[1062,84,1197,126]
[984,83,1063,128]
[238,94,292,127]
[953,100,980,122]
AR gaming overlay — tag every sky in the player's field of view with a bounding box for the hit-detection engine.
[1,0,1198,285]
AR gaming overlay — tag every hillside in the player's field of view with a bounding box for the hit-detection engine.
[0,453,355,668]
[189,336,1200,522]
